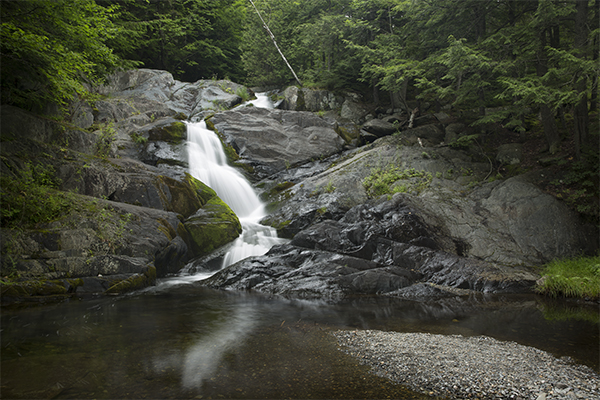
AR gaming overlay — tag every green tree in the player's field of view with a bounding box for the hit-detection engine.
[348,0,597,156]
[109,0,246,82]
[1,0,125,110]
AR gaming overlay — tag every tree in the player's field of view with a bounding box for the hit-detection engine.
[1,0,125,110]
[108,0,246,82]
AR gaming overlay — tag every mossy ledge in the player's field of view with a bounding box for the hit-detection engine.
[1,278,83,302]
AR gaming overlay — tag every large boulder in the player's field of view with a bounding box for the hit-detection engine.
[261,133,598,267]
[209,106,346,179]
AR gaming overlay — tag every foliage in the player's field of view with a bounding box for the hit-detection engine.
[0,0,129,110]
[448,134,480,149]
[363,166,432,198]
[235,86,251,102]
[96,122,117,159]
[548,145,600,219]
[535,256,600,300]
[0,163,73,228]
[109,0,246,82]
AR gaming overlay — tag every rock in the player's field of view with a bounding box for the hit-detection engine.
[362,118,397,138]
[182,197,242,257]
[70,100,95,129]
[263,132,597,267]
[496,143,523,165]
[340,98,369,124]
[0,79,249,300]
[402,124,445,146]
[281,86,305,110]
[209,107,346,179]
[335,121,361,145]
[280,86,345,112]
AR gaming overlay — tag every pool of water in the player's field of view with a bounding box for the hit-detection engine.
[2,280,598,399]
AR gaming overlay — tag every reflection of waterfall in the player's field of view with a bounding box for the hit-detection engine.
[179,305,256,389]
[187,93,285,269]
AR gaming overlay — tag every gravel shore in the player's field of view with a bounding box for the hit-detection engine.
[333,330,600,400]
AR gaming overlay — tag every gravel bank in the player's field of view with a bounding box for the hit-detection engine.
[333,330,600,400]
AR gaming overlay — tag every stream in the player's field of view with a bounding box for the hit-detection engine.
[1,94,598,399]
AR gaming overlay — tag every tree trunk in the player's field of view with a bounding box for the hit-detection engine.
[248,0,302,87]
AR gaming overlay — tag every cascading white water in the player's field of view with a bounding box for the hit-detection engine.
[186,93,285,269]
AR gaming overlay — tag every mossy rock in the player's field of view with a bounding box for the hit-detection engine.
[148,121,186,143]
[104,266,157,294]
[1,278,83,299]
[182,197,242,257]
[157,173,217,218]
[335,124,360,144]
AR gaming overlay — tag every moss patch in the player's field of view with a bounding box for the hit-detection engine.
[535,256,600,300]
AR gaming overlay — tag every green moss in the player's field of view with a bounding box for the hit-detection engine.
[156,173,217,218]
[183,197,242,257]
[148,121,186,143]
[157,217,177,240]
[0,278,83,298]
[266,218,291,232]
[269,181,295,197]
[363,166,433,198]
[335,125,359,144]
[185,173,217,204]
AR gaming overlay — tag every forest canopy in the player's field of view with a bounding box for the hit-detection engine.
[1,0,598,156]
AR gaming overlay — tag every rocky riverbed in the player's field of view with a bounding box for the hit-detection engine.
[333,330,600,400]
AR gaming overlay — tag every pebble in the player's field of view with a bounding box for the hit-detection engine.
[332,330,600,400]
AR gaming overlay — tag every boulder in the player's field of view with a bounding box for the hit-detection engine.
[340,98,369,124]
[362,118,397,138]
[182,197,242,257]
[209,107,346,179]
[262,132,597,267]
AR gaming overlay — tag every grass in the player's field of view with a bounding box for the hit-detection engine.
[535,256,600,300]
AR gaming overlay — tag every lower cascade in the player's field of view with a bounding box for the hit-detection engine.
[186,118,285,269]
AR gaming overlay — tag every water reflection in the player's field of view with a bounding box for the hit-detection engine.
[152,304,257,390]
[1,286,598,399]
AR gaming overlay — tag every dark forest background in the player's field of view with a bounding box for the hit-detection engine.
[1,0,598,158]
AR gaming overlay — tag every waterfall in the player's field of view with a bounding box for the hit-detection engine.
[186,93,285,270]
